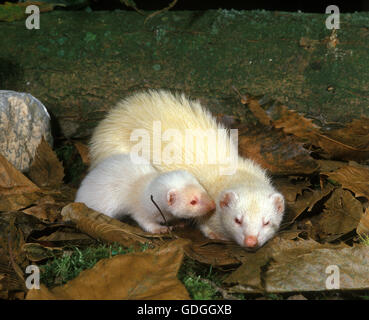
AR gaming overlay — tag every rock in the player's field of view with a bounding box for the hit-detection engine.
[0,90,52,172]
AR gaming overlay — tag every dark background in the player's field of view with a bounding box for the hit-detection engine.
[92,0,368,12]
[2,0,369,12]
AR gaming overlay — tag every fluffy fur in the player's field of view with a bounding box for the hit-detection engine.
[89,90,285,247]
[75,153,215,234]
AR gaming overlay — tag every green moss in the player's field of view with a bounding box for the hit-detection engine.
[55,143,86,186]
[40,242,148,288]
[178,258,226,300]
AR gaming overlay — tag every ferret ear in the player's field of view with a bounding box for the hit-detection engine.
[219,191,238,209]
[167,189,177,206]
[270,193,284,214]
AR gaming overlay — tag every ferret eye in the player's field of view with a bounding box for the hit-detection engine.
[190,200,197,205]
[234,217,242,225]
[263,220,270,226]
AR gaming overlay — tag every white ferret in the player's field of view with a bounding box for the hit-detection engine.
[75,153,215,234]
[89,90,285,248]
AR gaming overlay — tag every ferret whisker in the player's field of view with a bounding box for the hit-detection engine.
[150,195,173,237]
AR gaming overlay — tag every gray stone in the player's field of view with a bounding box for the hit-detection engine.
[0,90,52,172]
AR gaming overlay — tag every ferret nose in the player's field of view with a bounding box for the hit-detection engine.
[244,235,258,248]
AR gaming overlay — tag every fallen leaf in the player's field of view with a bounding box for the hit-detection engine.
[0,153,39,195]
[357,207,369,235]
[273,177,311,202]
[321,165,369,200]
[324,117,369,151]
[22,243,63,262]
[316,134,369,161]
[224,237,369,294]
[246,98,271,126]
[313,188,364,241]
[0,193,41,212]
[245,95,369,160]
[0,212,48,297]
[264,245,369,293]
[27,138,64,187]
[174,226,245,267]
[284,183,335,224]
[37,229,94,243]
[74,141,90,166]
[26,239,190,300]
[316,159,348,173]
[251,100,320,144]
[22,203,61,222]
[238,125,318,175]
[61,203,166,247]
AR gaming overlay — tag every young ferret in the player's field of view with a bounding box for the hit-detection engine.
[75,153,215,234]
[89,90,285,248]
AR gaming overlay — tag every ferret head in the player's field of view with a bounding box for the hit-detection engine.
[156,170,216,218]
[218,187,285,249]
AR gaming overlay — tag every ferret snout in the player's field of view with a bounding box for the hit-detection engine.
[244,235,258,248]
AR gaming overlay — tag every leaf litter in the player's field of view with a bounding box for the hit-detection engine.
[0,95,368,299]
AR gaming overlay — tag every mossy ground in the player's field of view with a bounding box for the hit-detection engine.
[38,241,369,300]
[39,241,228,299]
[39,242,144,288]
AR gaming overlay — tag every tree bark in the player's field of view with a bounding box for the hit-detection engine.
[1,9,368,138]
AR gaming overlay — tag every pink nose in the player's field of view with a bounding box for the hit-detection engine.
[244,235,258,248]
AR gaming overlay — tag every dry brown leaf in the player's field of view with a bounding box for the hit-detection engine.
[26,239,190,300]
[357,207,369,235]
[316,159,348,173]
[324,117,369,150]
[0,193,41,212]
[223,250,270,293]
[245,98,320,144]
[313,188,364,241]
[316,134,369,161]
[22,203,61,222]
[273,177,311,202]
[246,98,271,126]
[61,203,166,247]
[238,125,318,175]
[174,226,245,267]
[321,165,369,200]
[183,241,243,267]
[284,183,335,224]
[271,106,320,144]
[223,237,326,293]
[245,96,369,161]
[224,237,369,294]
[37,229,94,242]
[27,138,64,187]
[0,212,48,296]
[74,141,90,166]
[0,151,42,211]
[22,243,63,262]
[264,245,369,293]
[0,153,39,195]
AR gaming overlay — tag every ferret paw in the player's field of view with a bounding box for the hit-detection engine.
[149,225,173,234]
[200,225,228,241]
